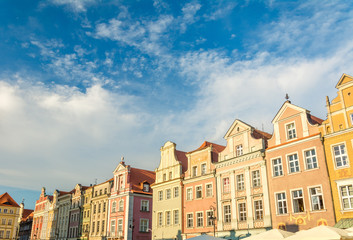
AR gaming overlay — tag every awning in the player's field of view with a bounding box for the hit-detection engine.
[335,218,353,229]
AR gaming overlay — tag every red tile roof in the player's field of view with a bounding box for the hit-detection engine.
[130,168,156,194]
[252,129,272,140]
[187,141,226,154]
[176,150,188,173]
[0,192,20,207]
[22,209,34,221]
[307,113,324,125]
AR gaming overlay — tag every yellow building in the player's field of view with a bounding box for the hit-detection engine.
[320,73,353,227]
[81,186,93,240]
[0,192,20,240]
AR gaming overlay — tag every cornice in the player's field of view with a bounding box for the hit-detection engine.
[216,150,263,169]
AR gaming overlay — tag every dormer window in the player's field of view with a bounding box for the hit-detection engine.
[236,145,243,156]
[286,123,297,140]
[143,183,150,192]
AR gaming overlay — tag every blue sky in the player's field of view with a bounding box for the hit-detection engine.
[1,0,353,209]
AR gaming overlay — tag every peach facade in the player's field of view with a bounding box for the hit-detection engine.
[320,74,353,226]
[266,101,335,231]
[215,120,272,238]
[182,141,224,239]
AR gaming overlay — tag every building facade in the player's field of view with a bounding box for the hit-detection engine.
[31,188,53,240]
[216,120,272,238]
[81,186,93,240]
[266,101,335,231]
[182,141,225,239]
[152,141,187,240]
[107,159,155,240]
[0,192,20,240]
[320,73,353,227]
[57,190,72,240]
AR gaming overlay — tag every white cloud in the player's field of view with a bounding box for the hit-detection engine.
[44,0,97,13]
[180,2,201,33]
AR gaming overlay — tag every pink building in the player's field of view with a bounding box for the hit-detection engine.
[266,101,335,231]
[107,159,155,240]
[182,141,225,239]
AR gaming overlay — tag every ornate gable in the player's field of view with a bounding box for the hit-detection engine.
[224,119,252,139]
[272,101,307,123]
[336,73,353,89]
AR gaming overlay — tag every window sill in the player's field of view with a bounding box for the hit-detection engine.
[303,167,319,172]
[340,209,353,213]
[310,209,326,213]
[272,175,284,179]
[292,211,306,215]
[287,171,301,176]
[276,213,289,216]
[335,165,350,170]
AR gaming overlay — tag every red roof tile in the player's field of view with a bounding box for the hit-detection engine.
[0,192,20,208]
[187,141,226,154]
[130,168,155,193]
[176,150,188,173]
[252,129,272,140]
[22,209,34,221]
[307,113,324,125]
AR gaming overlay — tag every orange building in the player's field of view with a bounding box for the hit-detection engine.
[320,73,353,227]
[266,101,335,231]
[182,141,225,239]
[216,119,272,238]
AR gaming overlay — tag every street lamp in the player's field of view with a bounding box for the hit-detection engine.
[209,208,216,237]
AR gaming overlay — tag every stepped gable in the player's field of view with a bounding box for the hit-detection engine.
[130,167,155,194]
[0,192,20,207]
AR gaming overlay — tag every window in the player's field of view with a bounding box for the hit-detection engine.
[186,188,193,200]
[92,222,95,233]
[93,204,96,214]
[173,210,179,225]
[111,220,116,234]
[272,158,283,176]
[238,203,246,222]
[166,189,171,200]
[206,184,213,197]
[252,170,261,187]
[169,171,172,180]
[286,123,296,140]
[173,187,179,198]
[97,221,100,232]
[9,209,13,214]
[7,219,12,225]
[158,191,163,201]
[201,163,206,175]
[192,166,198,177]
[118,219,123,232]
[3,209,7,213]
[119,200,124,212]
[305,149,318,169]
[2,219,5,225]
[102,220,105,232]
[0,231,3,238]
[196,212,203,227]
[100,189,102,195]
[143,183,150,192]
[6,231,10,239]
[333,144,349,168]
[103,203,106,212]
[196,186,202,199]
[341,185,353,210]
[236,174,244,190]
[141,200,149,212]
[236,144,243,156]
[223,177,230,193]
[158,212,163,226]
[309,187,324,211]
[224,205,231,223]
[165,211,171,226]
[254,200,263,220]
[140,219,149,232]
[206,211,214,226]
[163,174,166,181]
[104,188,107,194]
[351,113,353,125]
[292,190,305,213]
[98,203,101,213]
[112,201,116,213]
[276,192,288,215]
[288,153,300,173]
[187,213,193,228]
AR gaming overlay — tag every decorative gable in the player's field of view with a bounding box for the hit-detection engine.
[224,119,252,139]
[336,73,353,89]
[272,101,307,124]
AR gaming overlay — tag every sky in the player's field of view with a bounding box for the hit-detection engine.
[1,0,353,209]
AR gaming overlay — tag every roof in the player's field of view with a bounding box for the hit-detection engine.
[307,113,324,125]
[335,218,353,229]
[187,141,226,154]
[130,167,156,194]
[175,150,188,173]
[0,192,20,208]
[22,209,34,221]
[252,129,272,140]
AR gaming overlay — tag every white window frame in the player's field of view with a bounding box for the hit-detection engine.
[118,200,124,212]
[238,202,247,222]
[332,142,350,169]
[192,166,198,177]
[111,201,116,213]
[286,152,300,173]
[157,212,163,227]
[303,147,318,170]
[223,204,231,223]
[236,144,243,156]
[340,184,353,210]
[173,187,179,198]
[236,174,244,190]
[275,191,288,215]
[140,200,149,212]
[173,209,179,225]
[252,170,261,188]
[205,183,213,197]
[139,219,149,232]
[196,211,203,227]
[291,188,305,213]
[111,220,116,235]
[223,177,230,193]
[206,210,214,226]
[186,187,193,201]
[166,189,171,200]
[254,199,263,220]
[186,213,193,228]
[272,157,283,177]
[201,163,207,175]
[158,190,163,201]
[195,185,202,199]
[286,122,297,140]
[165,211,171,226]
[307,185,325,211]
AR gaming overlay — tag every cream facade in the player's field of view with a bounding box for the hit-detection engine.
[152,141,187,240]
[216,120,272,238]
[0,192,20,240]
[81,187,93,239]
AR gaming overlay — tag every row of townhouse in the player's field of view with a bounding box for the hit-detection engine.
[29,73,353,240]
[30,160,155,240]
[151,73,353,239]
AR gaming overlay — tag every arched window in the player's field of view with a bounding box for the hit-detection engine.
[112,201,116,213]
[119,200,124,212]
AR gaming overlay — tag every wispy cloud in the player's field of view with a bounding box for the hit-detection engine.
[42,0,98,13]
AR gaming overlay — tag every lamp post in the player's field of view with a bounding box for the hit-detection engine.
[209,210,216,237]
